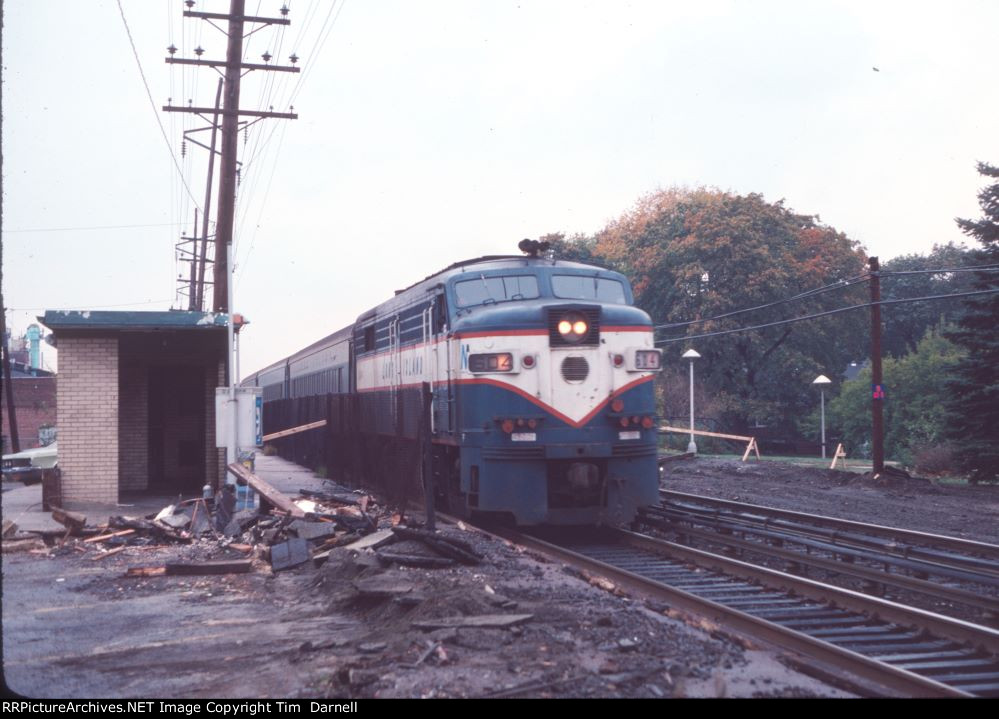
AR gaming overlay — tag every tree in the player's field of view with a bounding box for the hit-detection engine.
[881,243,978,358]
[558,188,869,436]
[944,162,999,482]
[827,326,964,466]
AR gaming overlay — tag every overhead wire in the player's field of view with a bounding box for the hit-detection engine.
[235,0,348,279]
[654,273,870,330]
[116,0,202,212]
[4,222,187,234]
[654,288,999,346]
[880,264,999,277]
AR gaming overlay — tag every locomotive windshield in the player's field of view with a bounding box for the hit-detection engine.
[454,274,540,308]
[552,274,627,304]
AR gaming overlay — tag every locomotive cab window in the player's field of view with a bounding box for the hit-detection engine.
[454,274,540,308]
[552,274,627,304]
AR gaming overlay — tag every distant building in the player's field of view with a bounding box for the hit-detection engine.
[843,359,869,381]
[1,361,57,452]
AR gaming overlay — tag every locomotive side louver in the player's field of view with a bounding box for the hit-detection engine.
[561,356,590,383]
[548,306,600,346]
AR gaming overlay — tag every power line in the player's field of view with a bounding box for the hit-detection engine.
[654,288,999,346]
[654,261,999,333]
[880,264,999,277]
[3,222,186,234]
[654,273,870,330]
[9,298,176,312]
[115,0,202,211]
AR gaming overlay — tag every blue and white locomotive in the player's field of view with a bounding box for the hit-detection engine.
[244,244,662,525]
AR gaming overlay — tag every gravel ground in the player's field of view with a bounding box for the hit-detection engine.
[661,457,999,545]
[3,492,850,699]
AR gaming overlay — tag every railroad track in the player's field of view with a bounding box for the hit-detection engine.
[641,490,999,624]
[495,525,999,697]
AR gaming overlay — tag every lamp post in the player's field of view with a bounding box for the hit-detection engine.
[682,349,701,454]
[812,374,832,459]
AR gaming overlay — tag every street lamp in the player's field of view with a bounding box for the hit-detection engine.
[682,349,701,454]
[812,374,832,459]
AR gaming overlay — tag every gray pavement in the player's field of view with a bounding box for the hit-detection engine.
[2,453,334,534]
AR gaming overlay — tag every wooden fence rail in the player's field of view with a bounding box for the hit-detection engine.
[659,425,761,461]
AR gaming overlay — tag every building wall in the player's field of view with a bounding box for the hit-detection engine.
[119,364,149,491]
[1,376,57,451]
[57,336,119,504]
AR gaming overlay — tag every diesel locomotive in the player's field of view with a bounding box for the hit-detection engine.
[244,246,662,525]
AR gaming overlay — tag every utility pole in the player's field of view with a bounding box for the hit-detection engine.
[212,0,246,314]
[196,79,224,311]
[869,257,885,474]
[164,0,299,485]
[0,301,21,454]
[163,0,299,313]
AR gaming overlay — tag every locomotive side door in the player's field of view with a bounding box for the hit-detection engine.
[428,290,453,435]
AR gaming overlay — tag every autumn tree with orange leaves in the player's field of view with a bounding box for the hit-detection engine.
[555,188,869,438]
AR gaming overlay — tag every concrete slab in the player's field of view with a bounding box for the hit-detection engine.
[1,482,193,533]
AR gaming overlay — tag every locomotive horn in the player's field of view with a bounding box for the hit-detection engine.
[519,239,551,258]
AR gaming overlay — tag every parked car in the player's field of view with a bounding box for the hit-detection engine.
[2,442,58,485]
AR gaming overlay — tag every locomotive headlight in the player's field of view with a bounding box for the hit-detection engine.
[558,311,589,343]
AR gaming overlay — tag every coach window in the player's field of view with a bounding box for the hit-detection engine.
[364,325,375,353]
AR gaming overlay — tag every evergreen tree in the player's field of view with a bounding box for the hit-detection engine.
[944,162,999,482]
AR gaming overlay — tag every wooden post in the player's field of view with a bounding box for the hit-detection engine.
[830,443,848,470]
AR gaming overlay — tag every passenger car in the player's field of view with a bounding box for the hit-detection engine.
[2,442,58,485]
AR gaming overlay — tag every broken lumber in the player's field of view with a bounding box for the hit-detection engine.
[2,538,48,554]
[261,419,327,442]
[83,529,136,543]
[50,506,87,533]
[412,614,534,630]
[92,546,126,561]
[164,560,253,576]
[227,462,305,518]
[126,566,167,577]
[298,488,364,506]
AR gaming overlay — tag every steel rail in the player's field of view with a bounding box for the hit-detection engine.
[651,502,999,583]
[493,526,975,697]
[647,504,999,589]
[615,529,999,655]
[661,489,999,563]
[640,509,999,620]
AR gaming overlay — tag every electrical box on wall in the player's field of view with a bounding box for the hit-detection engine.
[215,387,263,448]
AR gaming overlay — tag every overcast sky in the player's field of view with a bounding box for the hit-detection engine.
[3,0,997,375]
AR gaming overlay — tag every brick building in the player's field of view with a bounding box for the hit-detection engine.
[40,310,229,505]
[1,363,57,452]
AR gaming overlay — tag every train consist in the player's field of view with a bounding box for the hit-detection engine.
[243,245,662,525]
